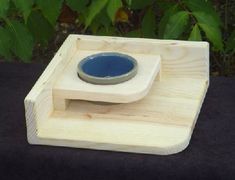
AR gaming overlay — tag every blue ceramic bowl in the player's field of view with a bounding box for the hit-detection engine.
[77,52,138,85]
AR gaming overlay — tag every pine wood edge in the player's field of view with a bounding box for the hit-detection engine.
[24,35,78,143]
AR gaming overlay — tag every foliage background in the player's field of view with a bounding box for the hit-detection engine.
[0,0,234,75]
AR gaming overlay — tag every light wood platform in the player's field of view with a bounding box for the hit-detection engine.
[53,51,161,109]
[24,35,209,155]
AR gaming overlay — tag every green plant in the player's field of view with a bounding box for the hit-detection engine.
[0,0,234,75]
[0,0,56,62]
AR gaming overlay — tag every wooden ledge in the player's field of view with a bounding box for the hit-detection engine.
[53,51,161,110]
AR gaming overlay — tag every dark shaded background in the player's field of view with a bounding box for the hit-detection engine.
[0,63,235,180]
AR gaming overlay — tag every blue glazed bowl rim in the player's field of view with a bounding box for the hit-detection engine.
[77,52,138,85]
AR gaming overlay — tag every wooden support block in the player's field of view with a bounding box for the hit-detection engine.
[24,35,209,155]
[53,96,70,111]
[53,52,161,107]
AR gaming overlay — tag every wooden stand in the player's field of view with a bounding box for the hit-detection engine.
[24,35,209,155]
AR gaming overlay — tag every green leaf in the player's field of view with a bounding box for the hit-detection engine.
[27,11,54,45]
[158,4,179,38]
[189,24,202,41]
[198,23,223,50]
[157,0,176,11]
[126,0,132,6]
[141,8,156,38]
[89,9,111,34]
[163,11,189,39]
[7,20,34,62]
[125,29,141,37]
[36,0,63,26]
[0,26,12,59]
[107,0,122,23]
[183,0,222,26]
[129,0,154,9]
[65,0,89,12]
[12,0,33,22]
[225,31,235,52]
[97,27,116,36]
[192,12,219,28]
[0,0,10,18]
[85,0,108,29]
[192,11,223,50]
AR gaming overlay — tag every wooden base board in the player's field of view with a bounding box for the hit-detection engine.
[36,77,208,155]
[24,35,209,155]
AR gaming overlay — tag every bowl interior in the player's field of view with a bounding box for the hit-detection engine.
[81,54,135,78]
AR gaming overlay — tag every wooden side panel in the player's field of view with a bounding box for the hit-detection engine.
[75,35,209,81]
[24,35,78,143]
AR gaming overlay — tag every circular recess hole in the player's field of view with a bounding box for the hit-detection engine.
[77,52,138,85]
